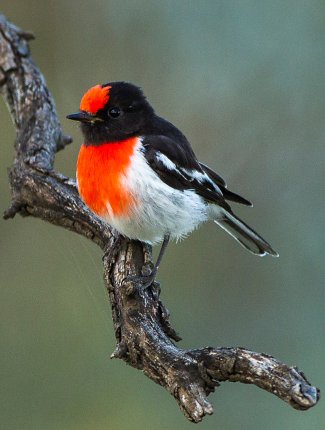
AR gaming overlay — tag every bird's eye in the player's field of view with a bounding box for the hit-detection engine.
[108,107,121,118]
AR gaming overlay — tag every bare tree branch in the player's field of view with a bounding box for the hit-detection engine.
[1,14,319,423]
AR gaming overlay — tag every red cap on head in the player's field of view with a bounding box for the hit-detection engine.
[80,85,111,114]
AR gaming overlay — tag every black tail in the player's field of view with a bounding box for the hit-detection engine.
[214,210,278,257]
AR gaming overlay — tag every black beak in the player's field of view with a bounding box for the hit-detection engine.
[66,111,95,122]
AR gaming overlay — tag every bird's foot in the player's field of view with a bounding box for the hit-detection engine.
[122,262,158,295]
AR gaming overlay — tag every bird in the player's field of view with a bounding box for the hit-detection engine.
[67,81,278,288]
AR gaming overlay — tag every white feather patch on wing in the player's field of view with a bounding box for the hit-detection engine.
[155,151,177,170]
[182,168,223,195]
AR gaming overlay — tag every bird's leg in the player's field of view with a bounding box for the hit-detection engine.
[124,235,170,293]
[152,234,170,276]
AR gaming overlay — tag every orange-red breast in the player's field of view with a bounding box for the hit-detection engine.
[67,82,278,287]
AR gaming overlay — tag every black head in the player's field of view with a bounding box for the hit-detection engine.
[67,81,154,144]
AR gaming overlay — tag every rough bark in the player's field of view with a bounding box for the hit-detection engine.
[0,14,320,423]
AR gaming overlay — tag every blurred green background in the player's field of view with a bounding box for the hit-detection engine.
[1,1,324,429]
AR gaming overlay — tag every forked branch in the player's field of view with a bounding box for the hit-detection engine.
[0,14,319,423]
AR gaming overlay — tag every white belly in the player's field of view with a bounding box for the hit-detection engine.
[101,145,209,244]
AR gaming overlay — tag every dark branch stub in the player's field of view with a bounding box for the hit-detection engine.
[0,13,320,423]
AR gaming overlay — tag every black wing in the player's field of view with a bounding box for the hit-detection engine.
[142,135,231,210]
[200,163,252,207]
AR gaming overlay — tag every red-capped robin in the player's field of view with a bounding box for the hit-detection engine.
[67,82,278,287]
